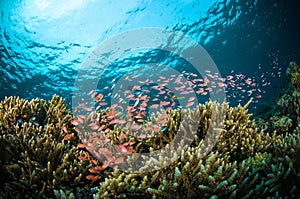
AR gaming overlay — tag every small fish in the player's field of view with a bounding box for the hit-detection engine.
[86,175,98,183]
[84,107,93,111]
[114,157,125,164]
[79,103,87,107]
[180,91,189,95]
[77,143,85,149]
[188,96,195,102]
[63,134,73,140]
[99,101,107,106]
[90,159,98,166]
[255,94,262,99]
[98,148,112,154]
[95,163,108,171]
[158,90,166,95]
[126,94,135,99]
[78,156,87,161]
[226,75,234,80]
[118,145,135,154]
[160,101,170,106]
[117,119,126,124]
[165,107,172,112]
[94,93,103,102]
[150,104,159,109]
[88,167,99,174]
[84,151,91,158]
[186,101,194,108]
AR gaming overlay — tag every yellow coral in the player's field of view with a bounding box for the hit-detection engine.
[291,71,300,89]
[286,62,300,89]
[0,95,91,198]
[92,94,300,199]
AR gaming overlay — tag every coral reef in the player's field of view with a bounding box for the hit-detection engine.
[0,95,95,198]
[94,100,299,198]
[1,62,299,199]
[254,62,300,135]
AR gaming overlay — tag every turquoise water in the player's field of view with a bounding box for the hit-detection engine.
[0,0,299,113]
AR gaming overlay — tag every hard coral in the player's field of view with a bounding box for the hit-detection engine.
[95,99,299,199]
[256,62,300,135]
[0,95,91,198]
[286,61,300,89]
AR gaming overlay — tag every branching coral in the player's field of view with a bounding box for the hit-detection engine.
[0,95,94,198]
[1,61,299,198]
[93,98,298,199]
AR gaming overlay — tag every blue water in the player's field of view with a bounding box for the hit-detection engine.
[0,0,299,112]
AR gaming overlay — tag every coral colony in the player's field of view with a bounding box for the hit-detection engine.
[0,62,299,198]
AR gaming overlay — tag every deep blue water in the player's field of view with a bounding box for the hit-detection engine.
[0,0,299,113]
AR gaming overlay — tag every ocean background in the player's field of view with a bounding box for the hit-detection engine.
[0,0,299,113]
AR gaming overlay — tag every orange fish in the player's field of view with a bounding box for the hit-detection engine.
[78,156,87,161]
[118,145,135,154]
[84,151,91,158]
[99,101,107,106]
[88,167,99,174]
[255,94,262,99]
[98,148,112,154]
[126,94,135,99]
[165,107,172,112]
[117,119,126,124]
[188,96,195,102]
[180,90,189,95]
[79,103,87,107]
[95,163,108,171]
[90,159,98,166]
[113,157,125,164]
[109,119,119,125]
[84,107,93,111]
[63,134,73,140]
[160,101,170,106]
[186,101,194,108]
[86,175,98,183]
[136,118,145,123]
[150,104,159,109]
[94,93,103,102]
[77,143,86,149]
